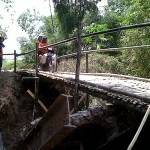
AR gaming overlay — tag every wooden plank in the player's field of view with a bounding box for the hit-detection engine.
[40,125,76,150]
[20,94,75,150]
[27,89,48,112]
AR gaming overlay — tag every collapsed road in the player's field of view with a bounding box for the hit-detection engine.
[0,71,150,150]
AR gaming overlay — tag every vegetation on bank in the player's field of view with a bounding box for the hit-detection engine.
[3,59,34,71]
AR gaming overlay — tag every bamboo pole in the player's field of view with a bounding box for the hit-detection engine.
[74,26,82,112]
[27,89,48,112]
[14,50,16,73]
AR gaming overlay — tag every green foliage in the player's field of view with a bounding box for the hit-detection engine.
[83,23,108,48]
[17,9,43,68]
[107,0,131,14]
[116,0,150,77]
[84,23,107,33]
[17,37,35,68]
[56,44,70,56]
[102,10,121,47]
[101,0,150,77]
[3,59,34,70]
[41,16,64,43]
[121,28,150,77]
[0,0,13,3]
[17,9,42,39]
[0,26,7,39]
[54,2,78,37]
[0,0,14,38]
[53,0,100,37]
[17,59,34,69]
[0,0,13,10]
[3,60,14,70]
[91,53,124,74]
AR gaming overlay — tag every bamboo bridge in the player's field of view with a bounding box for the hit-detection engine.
[13,69,150,150]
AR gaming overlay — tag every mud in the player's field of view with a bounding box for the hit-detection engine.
[0,72,40,150]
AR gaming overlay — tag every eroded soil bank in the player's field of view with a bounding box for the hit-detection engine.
[0,72,38,150]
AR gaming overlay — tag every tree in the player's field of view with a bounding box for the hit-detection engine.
[107,0,150,77]
[53,0,101,37]
[107,0,131,15]
[0,26,7,39]
[17,37,35,68]
[53,0,102,110]
[17,9,42,39]
[83,23,108,49]
[41,15,63,43]
[0,0,13,11]
[17,9,44,68]
[119,0,150,77]
[0,0,14,38]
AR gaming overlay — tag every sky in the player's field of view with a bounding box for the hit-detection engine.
[1,0,107,59]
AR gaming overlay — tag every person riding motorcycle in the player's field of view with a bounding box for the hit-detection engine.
[37,36,56,72]
[37,36,48,55]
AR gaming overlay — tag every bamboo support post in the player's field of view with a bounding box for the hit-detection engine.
[27,89,48,112]
[74,26,82,112]
[85,53,88,73]
[32,42,39,120]
[14,50,16,73]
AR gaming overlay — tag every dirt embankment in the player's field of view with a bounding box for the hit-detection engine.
[0,72,36,150]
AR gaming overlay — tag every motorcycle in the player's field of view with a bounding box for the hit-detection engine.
[38,48,56,72]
